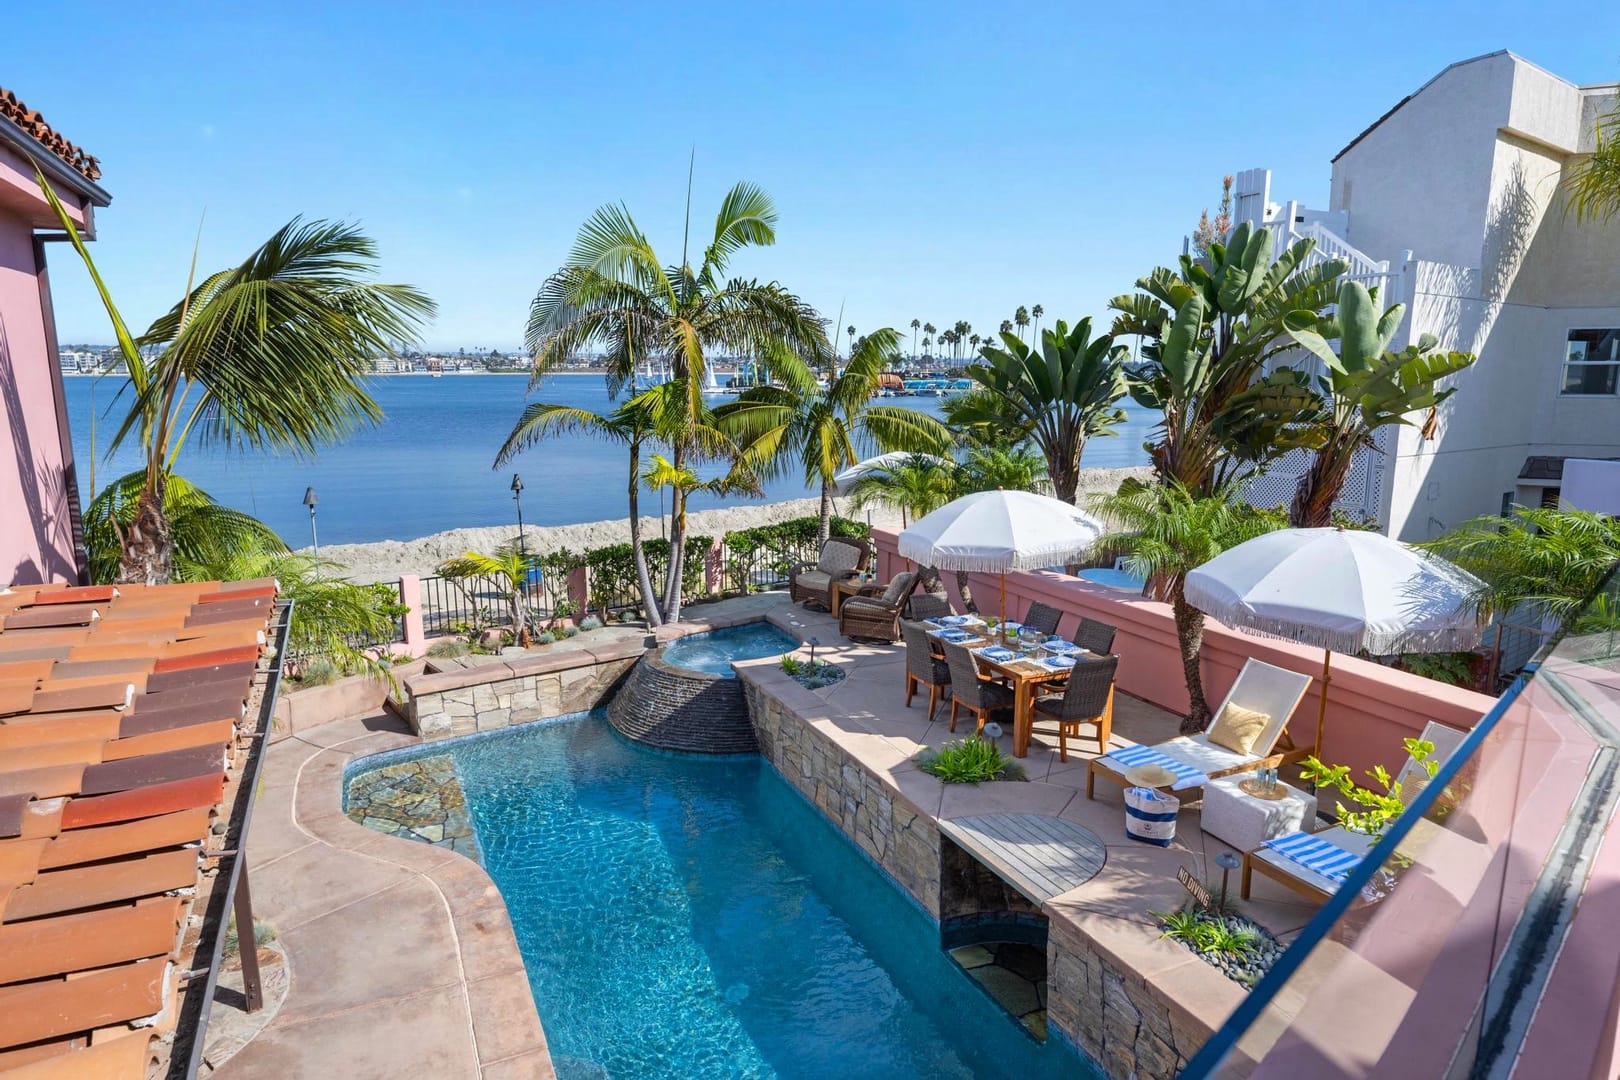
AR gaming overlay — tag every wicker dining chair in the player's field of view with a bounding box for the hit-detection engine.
[789,536,871,609]
[1073,617,1118,655]
[1022,601,1063,638]
[838,571,920,642]
[1033,653,1119,761]
[900,620,950,720]
[941,640,1013,734]
[907,593,951,622]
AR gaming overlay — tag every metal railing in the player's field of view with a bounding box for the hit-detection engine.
[417,571,572,636]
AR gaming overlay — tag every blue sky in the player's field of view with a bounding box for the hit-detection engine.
[12,1,1620,351]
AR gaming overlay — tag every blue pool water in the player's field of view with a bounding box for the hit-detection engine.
[352,714,1098,1079]
[661,622,802,678]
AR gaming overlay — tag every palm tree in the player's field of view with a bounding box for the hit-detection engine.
[83,470,286,586]
[717,329,952,544]
[1564,98,1620,221]
[37,177,434,585]
[954,321,971,359]
[910,318,921,360]
[847,325,857,358]
[495,395,662,625]
[1014,306,1030,341]
[923,321,937,352]
[1000,319,1013,335]
[968,333,981,354]
[922,334,933,357]
[954,445,1046,494]
[438,546,538,643]
[1278,280,1476,526]
[954,319,1129,503]
[1422,507,1620,624]
[1092,483,1286,731]
[524,181,826,623]
[844,452,956,527]
[1031,303,1043,338]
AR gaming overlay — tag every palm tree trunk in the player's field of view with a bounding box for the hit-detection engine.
[119,475,173,586]
[953,570,977,614]
[1290,445,1355,529]
[627,438,661,627]
[1170,577,1210,734]
[816,480,834,547]
[1050,441,1082,504]
[663,445,688,622]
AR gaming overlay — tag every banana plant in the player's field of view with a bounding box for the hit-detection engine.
[1110,221,1349,495]
[1281,280,1477,527]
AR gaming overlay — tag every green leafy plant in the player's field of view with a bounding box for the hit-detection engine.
[780,653,804,676]
[427,639,470,659]
[437,545,538,641]
[224,916,277,959]
[915,737,1026,784]
[723,516,868,592]
[1396,651,1478,688]
[1157,908,1260,958]
[1299,738,1439,840]
[561,625,580,639]
[532,631,556,645]
[1422,507,1620,623]
[578,615,603,632]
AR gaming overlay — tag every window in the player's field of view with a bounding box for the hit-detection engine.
[1562,329,1620,395]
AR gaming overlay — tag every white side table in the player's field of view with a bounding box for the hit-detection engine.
[1201,777,1317,852]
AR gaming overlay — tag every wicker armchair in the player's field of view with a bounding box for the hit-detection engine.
[907,593,951,622]
[1074,617,1118,655]
[838,571,919,642]
[1034,654,1119,761]
[900,619,950,720]
[1022,601,1063,638]
[789,536,870,609]
[941,641,1013,734]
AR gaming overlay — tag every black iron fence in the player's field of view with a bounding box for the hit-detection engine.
[417,570,573,637]
[1485,619,1555,690]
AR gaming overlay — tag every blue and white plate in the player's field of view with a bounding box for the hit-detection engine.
[1044,655,1077,670]
[939,628,970,642]
[979,647,1016,662]
[940,615,973,626]
[1044,640,1079,654]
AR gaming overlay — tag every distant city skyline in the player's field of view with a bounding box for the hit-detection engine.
[9,4,1619,350]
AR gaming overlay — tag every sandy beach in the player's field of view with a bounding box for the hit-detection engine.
[314,466,1151,583]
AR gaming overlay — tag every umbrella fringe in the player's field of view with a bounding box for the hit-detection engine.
[893,545,1092,573]
[1198,612,1482,657]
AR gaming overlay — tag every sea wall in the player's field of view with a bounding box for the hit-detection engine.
[403,639,642,739]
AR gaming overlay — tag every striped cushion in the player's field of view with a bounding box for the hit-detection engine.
[1264,830,1363,883]
[1104,744,1209,791]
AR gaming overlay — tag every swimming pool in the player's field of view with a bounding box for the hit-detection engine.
[349,713,1097,1079]
[661,621,801,677]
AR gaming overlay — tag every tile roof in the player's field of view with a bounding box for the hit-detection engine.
[0,88,101,182]
[0,579,277,1078]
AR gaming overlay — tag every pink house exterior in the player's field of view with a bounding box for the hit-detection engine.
[0,88,109,587]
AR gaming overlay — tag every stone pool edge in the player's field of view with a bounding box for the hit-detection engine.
[227,713,554,1078]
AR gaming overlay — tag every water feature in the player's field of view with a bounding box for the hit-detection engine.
[346,713,1100,1079]
[661,622,802,678]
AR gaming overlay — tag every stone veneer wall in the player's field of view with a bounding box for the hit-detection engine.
[743,679,943,914]
[404,640,643,739]
[607,651,757,754]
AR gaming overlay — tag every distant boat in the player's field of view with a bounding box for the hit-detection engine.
[431,372,443,379]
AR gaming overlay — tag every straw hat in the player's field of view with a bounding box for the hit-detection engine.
[1125,764,1178,788]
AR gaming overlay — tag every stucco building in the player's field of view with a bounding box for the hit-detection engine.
[1237,51,1620,539]
[0,88,109,585]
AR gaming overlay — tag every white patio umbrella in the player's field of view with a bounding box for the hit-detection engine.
[832,451,953,496]
[898,489,1104,624]
[1184,527,1485,759]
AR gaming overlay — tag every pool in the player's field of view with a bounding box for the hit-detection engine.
[1077,567,1146,592]
[349,714,1097,1079]
[662,621,801,677]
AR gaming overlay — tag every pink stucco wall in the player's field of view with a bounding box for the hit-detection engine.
[872,527,1496,780]
[0,203,77,586]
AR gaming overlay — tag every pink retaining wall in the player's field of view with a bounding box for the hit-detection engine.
[873,528,1496,778]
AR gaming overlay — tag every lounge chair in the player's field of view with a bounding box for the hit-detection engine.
[789,537,870,610]
[1021,601,1063,638]
[838,571,920,642]
[1085,658,1313,801]
[900,619,950,720]
[1242,721,1468,902]
[1033,653,1119,761]
[941,640,1013,734]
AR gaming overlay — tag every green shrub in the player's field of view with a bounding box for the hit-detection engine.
[915,737,1025,784]
[1396,650,1477,687]
[426,639,469,659]
[298,658,341,686]
[532,631,556,645]
[723,516,870,592]
[225,916,277,957]
[1156,909,1258,958]
[584,535,712,611]
[561,625,580,638]
[578,615,603,632]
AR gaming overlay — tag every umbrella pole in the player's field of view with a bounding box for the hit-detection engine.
[1314,649,1333,759]
[1000,573,1007,628]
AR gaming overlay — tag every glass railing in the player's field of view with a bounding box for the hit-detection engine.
[1183,564,1620,1079]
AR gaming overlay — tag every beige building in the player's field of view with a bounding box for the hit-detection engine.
[1237,51,1620,539]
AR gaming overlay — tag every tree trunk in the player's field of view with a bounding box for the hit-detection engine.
[1170,578,1210,734]
[816,481,834,547]
[953,570,977,614]
[627,439,661,627]
[1050,440,1082,504]
[119,476,172,586]
[1290,445,1356,529]
[663,447,688,623]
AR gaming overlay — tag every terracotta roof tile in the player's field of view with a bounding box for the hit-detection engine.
[0,629,94,650]
[0,960,167,1049]
[0,838,49,887]
[0,711,124,751]
[46,659,154,680]
[28,683,134,716]
[0,794,32,839]
[118,703,240,740]
[31,587,118,606]
[0,660,55,684]
[0,1031,153,1079]
[2,607,101,631]
[14,799,64,841]
[100,719,235,763]
[0,896,181,983]
[0,646,71,664]
[0,764,85,800]
[151,644,261,673]
[57,774,224,830]
[36,809,208,871]
[1,849,199,922]
[78,744,222,797]
[143,661,255,695]
[203,580,277,599]
[0,739,105,774]
[0,682,34,718]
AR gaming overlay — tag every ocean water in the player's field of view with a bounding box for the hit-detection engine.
[62,374,1156,546]
[349,713,1101,1079]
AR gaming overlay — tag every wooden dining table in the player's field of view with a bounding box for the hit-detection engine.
[924,620,1087,758]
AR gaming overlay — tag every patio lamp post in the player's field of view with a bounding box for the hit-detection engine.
[302,487,319,560]
[511,474,526,561]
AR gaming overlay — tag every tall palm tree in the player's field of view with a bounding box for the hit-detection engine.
[955,319,1129,503]
[717,329,952,544]
[910,318,921,360]
[37,176,434,585]
[968,333,981,354]
[1031,303,1043,338]
[1092,483,1286,731]
[922,334,933,357]
[525,181,826,623]
[923,321,937,350]
[954,320,971,359]
[1014,306,1030,341]
[83,471,286,586]
[1000,319,1013,335]
[847,325,857,358]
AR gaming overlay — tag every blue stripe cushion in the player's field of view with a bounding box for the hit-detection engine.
[1264,831,1363,883]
